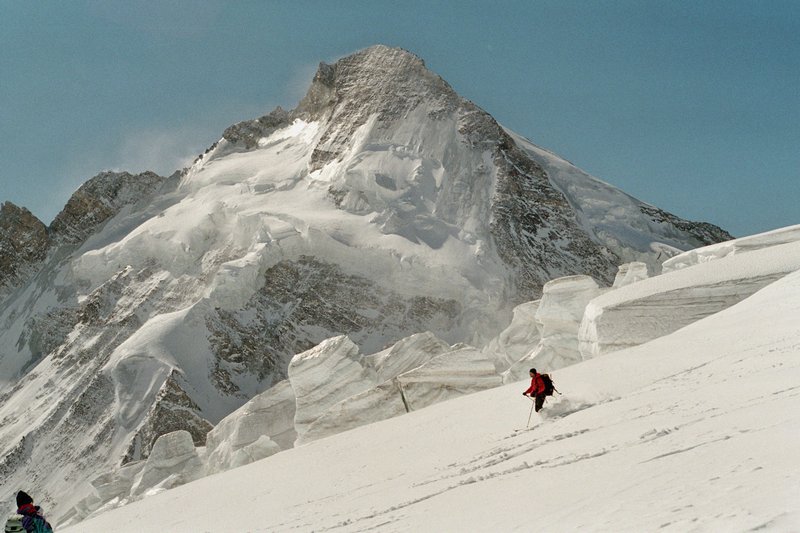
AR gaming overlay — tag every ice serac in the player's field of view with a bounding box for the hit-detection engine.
[613,262,649,288]
[204,380,295,474]
[512,276,604,373]
[67,429,205,523]
[398,345,501,411]
[297,380,408,446]
[129,430,204,497]
[288,336,378,442]
[484,300,541,376]
[63,461,146,525]
[296,330,503,445]
[364,331,451,382]
[579,231,800,358]
[662,224,800,273]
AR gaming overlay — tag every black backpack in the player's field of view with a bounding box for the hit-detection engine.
[541,373,555,396]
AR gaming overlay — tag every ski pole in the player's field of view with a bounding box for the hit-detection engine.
[526,396,535,428]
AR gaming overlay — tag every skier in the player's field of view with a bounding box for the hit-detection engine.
[522,368,547,413]
[4,491,53,533]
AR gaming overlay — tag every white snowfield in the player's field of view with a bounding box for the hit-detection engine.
[62,228,800,532]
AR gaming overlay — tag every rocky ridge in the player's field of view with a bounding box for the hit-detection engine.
[0,202,48,299]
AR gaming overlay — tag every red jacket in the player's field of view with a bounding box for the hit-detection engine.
[524,373,546,396]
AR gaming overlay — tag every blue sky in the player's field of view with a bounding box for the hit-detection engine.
[1,1,797,237]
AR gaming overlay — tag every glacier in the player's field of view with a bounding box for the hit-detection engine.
[60,222,800,532]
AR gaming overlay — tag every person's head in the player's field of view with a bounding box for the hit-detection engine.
[529,368,537,376]
[16,490,33,508]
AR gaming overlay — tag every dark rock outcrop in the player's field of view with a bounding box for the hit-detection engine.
[50,171,165,246]
[0,202,49,298]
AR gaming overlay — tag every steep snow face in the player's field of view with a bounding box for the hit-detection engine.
[511,133,733,271]
[0,45,734,521]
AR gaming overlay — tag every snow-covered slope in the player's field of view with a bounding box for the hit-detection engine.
[580,230,800,357]
[0,45,732,520]
[63,249,800,532]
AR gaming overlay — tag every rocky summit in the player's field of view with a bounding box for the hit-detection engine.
[0,45,731,521]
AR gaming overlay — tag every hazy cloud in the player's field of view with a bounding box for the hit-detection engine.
[112,125,212,176]
[283,62,319,108]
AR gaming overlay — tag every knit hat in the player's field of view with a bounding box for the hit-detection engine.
[16,490,33,508]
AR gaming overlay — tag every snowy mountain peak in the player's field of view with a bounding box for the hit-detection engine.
[0,45,736,524]
[297,45,453,117]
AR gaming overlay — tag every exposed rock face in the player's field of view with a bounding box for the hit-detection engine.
[223,107,292,149]
[510,135,733,274]
[0,202,49,299]
[488,136,617,300]
[202,255,465,405]
[297,46,461,171]
[638,205,734,247]
[49,171,165,246]
[123,372,214,464]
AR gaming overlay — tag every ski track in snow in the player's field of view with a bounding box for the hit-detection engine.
[312,349,800,532]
